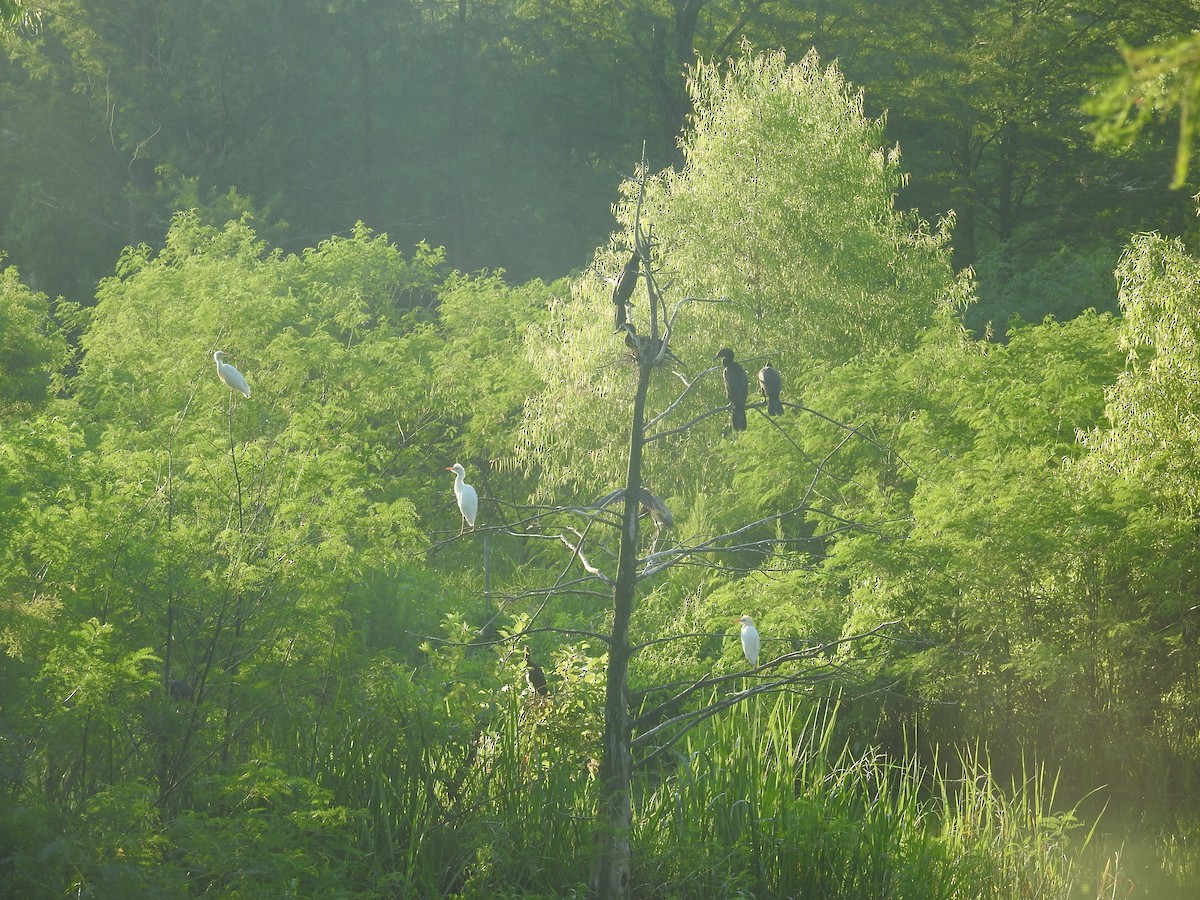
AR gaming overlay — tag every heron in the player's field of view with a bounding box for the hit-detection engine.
[737,615,760,667]
[446,463,478,535]
[758,362,783,415]
[213,351,251,398]
[524,647,549,696]
[716,348,748,431]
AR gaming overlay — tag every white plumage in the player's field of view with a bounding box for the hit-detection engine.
[446,463,478,534]
[737,615,760,667]
[213,351,251,398]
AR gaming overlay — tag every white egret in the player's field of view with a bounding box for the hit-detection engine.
[214,351,251,398]
[737,615,760,668]
[446,463,478,534]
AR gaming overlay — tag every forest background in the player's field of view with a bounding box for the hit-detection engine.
[3,1,1200,898]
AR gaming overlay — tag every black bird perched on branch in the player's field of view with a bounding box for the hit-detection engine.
[716,347,748,431]
[616,322,674,369]
[168,678,193,702]
[758,362,783,415]
[611,250,640,329]
[524,647,549,696]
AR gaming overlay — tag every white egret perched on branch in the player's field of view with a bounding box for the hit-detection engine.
[213,351,251,398]
[737,615,760,667]
[446,463,478,535]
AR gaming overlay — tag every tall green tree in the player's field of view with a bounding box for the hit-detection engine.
[511,49,961,898]
[0,216,453,893]
[519,49,960,496]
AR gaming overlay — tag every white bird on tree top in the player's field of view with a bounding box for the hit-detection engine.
[737,615,760,668]
[446,463,478,534]
[213,351,251,398]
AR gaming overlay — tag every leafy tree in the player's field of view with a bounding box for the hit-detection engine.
[1090,29,1200,188]
[506,49,962,898]
[518,49,961,503]
[0,215,456,896]
[1082,232,1200,512]
[0,262,67,414]
[837,1,1177,266]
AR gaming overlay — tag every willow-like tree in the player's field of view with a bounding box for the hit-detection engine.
[513,50,963,899]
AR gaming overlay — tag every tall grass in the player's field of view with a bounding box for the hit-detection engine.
[633,694,1102,899]
[305,666,596,897]
[240,677,1110,898]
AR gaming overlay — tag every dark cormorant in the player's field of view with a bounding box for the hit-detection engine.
[612,251,640,329]
[758,362,783,415]
[168,678,193,701]
[524,647,549,696]
[617,321,640,351]
[716,348,748,431]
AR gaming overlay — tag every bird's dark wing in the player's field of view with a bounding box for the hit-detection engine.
[525,660,549,695]
[612,252,639,307]
[724,360,749,431]
[758,364,783,415]
[638,487,674,530]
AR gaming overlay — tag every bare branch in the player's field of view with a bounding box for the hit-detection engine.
[659,294,726,364]
[631,619,901,726]
[630,620,902,767]
[637,502,863,578]
[644,361,722,432]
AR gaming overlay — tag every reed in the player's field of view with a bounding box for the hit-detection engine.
[296,677,1105,897]
[632,693,1097,899]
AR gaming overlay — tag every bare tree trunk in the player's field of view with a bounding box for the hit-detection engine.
[951,124,978,272]
[589,357,652,899]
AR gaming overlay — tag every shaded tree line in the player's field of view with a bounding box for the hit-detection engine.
[2,18,1200,899]
[2,0,1197,326]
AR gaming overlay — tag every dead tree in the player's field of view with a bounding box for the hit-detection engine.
[455,153,905,900]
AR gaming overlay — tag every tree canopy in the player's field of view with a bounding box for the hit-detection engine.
[3,20,1200,900]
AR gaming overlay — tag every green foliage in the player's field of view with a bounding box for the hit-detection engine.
[767,307,1179,789]
[0,263,67,414]
[1082,232,1200,513]
[169,761,366,898]
[432,271,556,463]
[635,696,1098,899]
[971,242,1122,334]
[517,48,960,496]
[660,49,957,364]
[1089,33,1200,188]
[5,24,1200,895]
